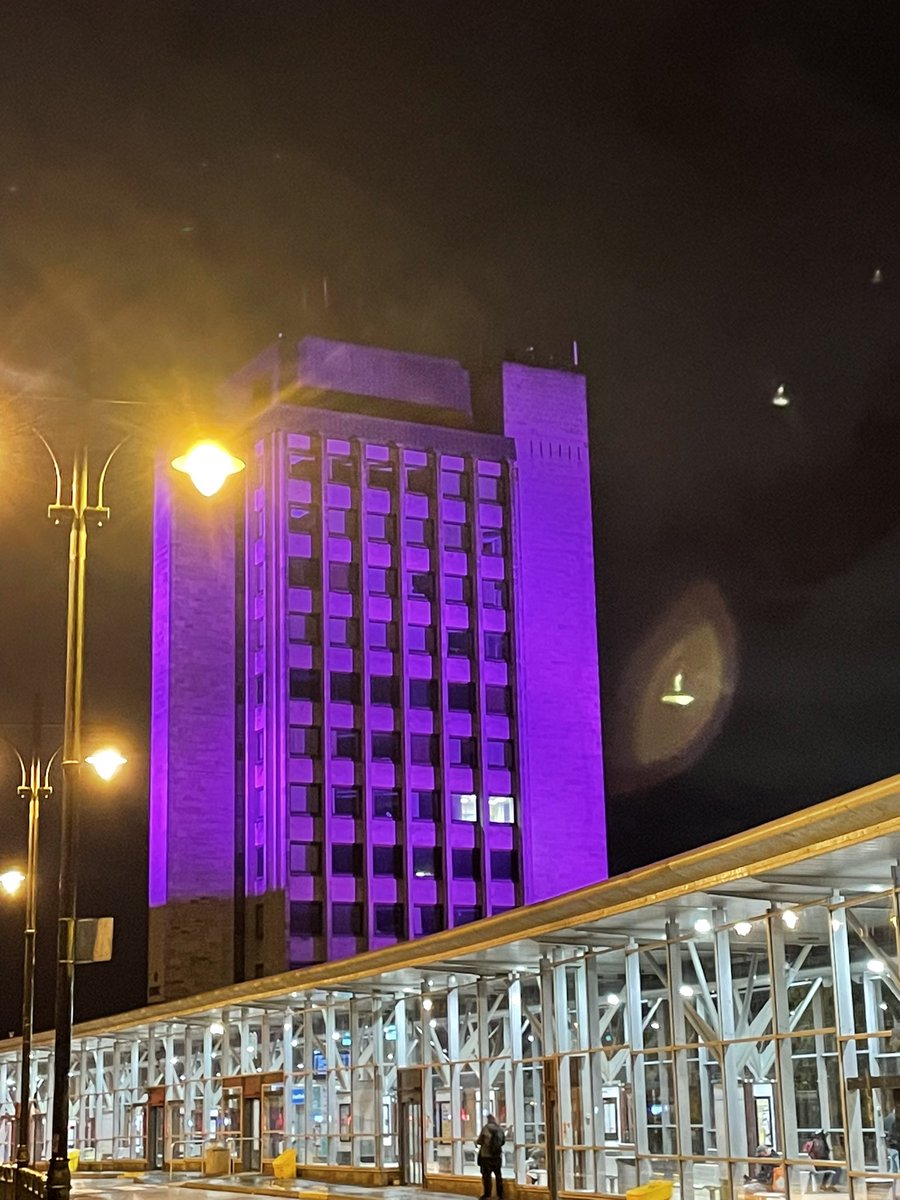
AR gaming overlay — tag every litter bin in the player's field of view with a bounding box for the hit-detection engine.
[273,1149,297,1180]
[68,1151,80,1176]
[204,1145,232,1176]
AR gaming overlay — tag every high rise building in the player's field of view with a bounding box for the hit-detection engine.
[149,337,605,1003]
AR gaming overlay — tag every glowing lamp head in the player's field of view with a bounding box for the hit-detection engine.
[172,441,245,497]
[0,869,26,897]
[661,671,695,707]
[86,748,128,782]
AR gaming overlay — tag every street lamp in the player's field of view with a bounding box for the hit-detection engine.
[2,718,125,1170]
[30,428,244,1200]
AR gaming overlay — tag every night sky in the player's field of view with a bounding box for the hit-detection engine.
[1,0,899,1033]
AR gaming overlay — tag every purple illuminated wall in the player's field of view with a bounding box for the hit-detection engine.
[501,363,607,900]
[148,470,237,1001]
[148,338,607,1002]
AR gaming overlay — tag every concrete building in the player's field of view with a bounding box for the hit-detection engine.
[4,773,900,1200]
[148,337,606,1003]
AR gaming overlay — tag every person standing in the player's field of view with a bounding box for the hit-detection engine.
[476,1113,506,1199]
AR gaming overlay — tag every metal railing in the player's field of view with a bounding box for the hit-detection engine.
[0,1165,47,1200]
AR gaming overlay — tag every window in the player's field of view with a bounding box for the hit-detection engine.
[368,462,394,489]
[289,726,321,757]
[332,844,362,875]
[331,729,360,760]
[330,672,361,704]
[407,625,433,654]
[489,794,516,824]
[368,620,396,650]
[451,791,477,822]
[406,465,433,493]
[452,848,479,879]
[365,513,395,541]
[487,739,513,769]
[484,631,509,660]
[289,557,319,588]
[374,788,401,818]
[491,849,518,880]
[482,579,507,608]
[290,900,322,937]
[329,561,359,592]
[444,576,471,604]
[290,668,321,701]
[290,843,321,874]
[368,566,397,596]
[413,789,440,821]
[327,509,357,537]
[413,846,440,878]
[288,614,318,644]
[477,474,503,502]
[410,733,438,765]
[289,503,316,533]
[404,517,432,546]
[332,786,361,816]
[418,904,444,935]
[447,629,473,657]
[255,676,264,705]
[289,783,321,815]
[449,736,477,767]
[370,675,399,707]
[329,616,359,647]
[481,529,504,556]
[374,904,404,936]
[448,682,475,711]
[329,458,355,485]
[373,845,403,876]
[454,905,482,926]
[443,523,469,551]
[409,678,437,709]
[332,902,363,937]
[485,685,512,715]
[288,452,316,481]
[409,572,434,600]
[441,471,467,498]
[372,731,401,762]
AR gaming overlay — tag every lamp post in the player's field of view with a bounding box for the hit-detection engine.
[28,432,244,1200]
[2,700,126,1171]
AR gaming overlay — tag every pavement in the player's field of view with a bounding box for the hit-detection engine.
[70,1172,468,1200]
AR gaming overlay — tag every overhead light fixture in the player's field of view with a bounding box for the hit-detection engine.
[867,958,886,975]
[606,993,620,1006]
[782,909,800,930]
[661,671,695,707]
[650,1021,660,1030]
[422,997,433,1011]
[771,384,790,407]
[679,983,694,999]
[693,917,712,934]
[734,921,753,937]
[209,1021,225,1037]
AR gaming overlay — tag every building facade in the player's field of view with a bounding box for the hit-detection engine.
[149,338,606,1003]
[4,774,900,1200]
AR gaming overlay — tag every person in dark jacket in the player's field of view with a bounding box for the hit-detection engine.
[476,1113,506,1199]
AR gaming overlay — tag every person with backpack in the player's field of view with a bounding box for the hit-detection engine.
[476,1113,506,1199]
[806,1131,836,1191]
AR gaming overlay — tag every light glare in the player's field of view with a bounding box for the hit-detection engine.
[734,921,753,937]
[172,441,245,497]
[782,909,800,929]
[86,748,128,781]
[0,869,26,896]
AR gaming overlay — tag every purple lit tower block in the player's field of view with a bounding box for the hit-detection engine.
[148,338,606,1002]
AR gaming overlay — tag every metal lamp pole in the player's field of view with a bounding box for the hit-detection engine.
[45,445,97,1200]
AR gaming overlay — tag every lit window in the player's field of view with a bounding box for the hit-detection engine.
[451,792,477,822]
[413,847,439,878]
[489,794,515,824]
